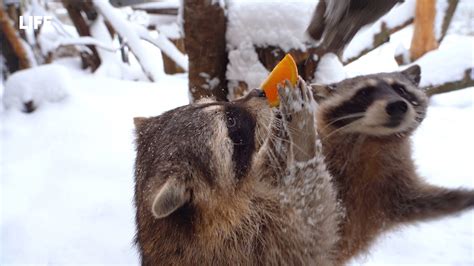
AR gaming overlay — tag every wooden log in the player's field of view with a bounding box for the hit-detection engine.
[410,0,438,61]
[161,38,185,74]
[425,69,474,97]
[183,0,228,102]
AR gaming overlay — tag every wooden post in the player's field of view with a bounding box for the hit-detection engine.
[183,0,228,102]
[410,0,438,61]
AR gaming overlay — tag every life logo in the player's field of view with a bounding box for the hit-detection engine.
[19,15,52,30]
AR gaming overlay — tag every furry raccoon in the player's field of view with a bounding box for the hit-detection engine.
[133,79,340,265]
[312,65,474,264]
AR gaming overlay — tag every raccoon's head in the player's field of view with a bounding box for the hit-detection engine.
[312,65,428,137]
[134,89,273,223]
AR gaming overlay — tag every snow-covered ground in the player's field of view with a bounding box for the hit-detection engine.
[1,59,473,265]
[1,0,473,264]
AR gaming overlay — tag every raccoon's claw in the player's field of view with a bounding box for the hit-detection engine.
[277,78,315,119]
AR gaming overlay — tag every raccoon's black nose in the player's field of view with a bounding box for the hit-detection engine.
[386,100,408,117]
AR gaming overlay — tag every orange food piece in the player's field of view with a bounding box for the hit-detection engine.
[260,54,298,107]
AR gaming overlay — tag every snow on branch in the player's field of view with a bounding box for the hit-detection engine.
[93,0,161,82]
[132,24,188,71]
[425,68,474,97]
[415,35,474,96]
[342,0,416,65]
[46,36,121,53]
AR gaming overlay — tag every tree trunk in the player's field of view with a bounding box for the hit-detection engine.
[410,0,438,61]
[183,0,228,102]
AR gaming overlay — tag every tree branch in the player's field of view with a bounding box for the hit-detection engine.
[425,68,474,97]
[343,19,413,65]
[439,0,459,43]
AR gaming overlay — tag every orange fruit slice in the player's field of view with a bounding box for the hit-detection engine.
[260,54,298,107]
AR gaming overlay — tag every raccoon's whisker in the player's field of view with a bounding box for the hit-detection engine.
[322,113,366,132]
[321,122,358,141]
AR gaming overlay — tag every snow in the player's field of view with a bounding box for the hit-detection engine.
[226,0,317,52]
[2,64,70,112]
[415,35,474,87]
[343,0,416,61]
[1,59,189,264]
[133,0,180,10]
[226,41,269,93]
[448,0,474,36]
[93,0,162,82]
[313,53,346,84]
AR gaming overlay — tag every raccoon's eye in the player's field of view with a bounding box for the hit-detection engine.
[356,87,374,97]
[393,84,419,106]
[392,84,408,96]
[227,116,236,128]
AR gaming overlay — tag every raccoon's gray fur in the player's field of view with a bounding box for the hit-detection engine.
[311,65,474,264]
[307,0,403,54]
[133,79,341,265]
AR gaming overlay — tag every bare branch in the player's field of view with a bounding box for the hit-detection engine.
[439,0,459,43]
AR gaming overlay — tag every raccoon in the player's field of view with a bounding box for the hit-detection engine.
[311,65,474,264]
[133,79,340,265]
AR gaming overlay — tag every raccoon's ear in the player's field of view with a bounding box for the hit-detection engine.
[151,178,190,219]
[134,117,149,129]
[311,84,333,103]
[402,65,421,86]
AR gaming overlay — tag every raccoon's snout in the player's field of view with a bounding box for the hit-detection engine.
[385,100,409,128]
[386,100,408,117]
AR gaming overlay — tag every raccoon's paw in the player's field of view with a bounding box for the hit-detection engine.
[278,77,317,161]
[277,77,316,131]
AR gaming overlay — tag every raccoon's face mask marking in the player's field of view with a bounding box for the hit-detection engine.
[313,65,428,136]
[134,89,271,219]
